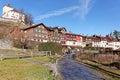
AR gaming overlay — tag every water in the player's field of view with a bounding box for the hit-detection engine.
[57,54,106,80]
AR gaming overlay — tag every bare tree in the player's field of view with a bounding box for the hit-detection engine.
[0,27,10,39]
[19,9,34,26]
[25,13,34,26]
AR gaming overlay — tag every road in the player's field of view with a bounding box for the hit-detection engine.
[57,54,106,80]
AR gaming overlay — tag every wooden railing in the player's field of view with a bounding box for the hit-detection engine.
[38,51,52,56]
[0,50,52,60]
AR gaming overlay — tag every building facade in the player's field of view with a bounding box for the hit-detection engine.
[11,23,84,47]
[2,4,25,24]
[85,35,120,50]
[11,23,120,50]
[65,32,83,47]
[23,23,52,42]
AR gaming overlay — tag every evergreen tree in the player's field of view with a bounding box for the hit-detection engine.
[113,30,120,40]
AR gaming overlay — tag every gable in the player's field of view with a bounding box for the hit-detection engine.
[61,28,66,33]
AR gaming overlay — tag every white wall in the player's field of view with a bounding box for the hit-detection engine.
[2,5,13,15]
[92,41,107,48]
[2,5,25,23]
[65,41,85,47]
[92,41,120,50]
[111,42,120,50]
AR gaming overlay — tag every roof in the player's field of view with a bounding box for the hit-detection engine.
[106,35,118,42]
[59,27,67,31]
[48,26,67,32]
[65,32,82,36]
[23,23,68,33]
[23,23,53,31]
[5,4,11,7]
[4,4,25,15]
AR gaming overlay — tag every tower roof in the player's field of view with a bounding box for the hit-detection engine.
[5,4,11,7]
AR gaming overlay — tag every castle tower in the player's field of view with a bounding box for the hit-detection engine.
[2,4,13,18]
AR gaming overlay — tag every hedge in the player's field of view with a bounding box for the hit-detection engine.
[38,42,62,55]
[84,46,104,50]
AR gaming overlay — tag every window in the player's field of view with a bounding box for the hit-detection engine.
[42,35,44,38]
[36,39,38,41]
[35,34,38,37]
[24,31,27,33]
[39,25,44,29]
[34,29,37,32]
[39,35,41,37]
[31,39,34,41]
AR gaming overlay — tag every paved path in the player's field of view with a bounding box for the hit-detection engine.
[22,58,58,76]
[57,54,106,80]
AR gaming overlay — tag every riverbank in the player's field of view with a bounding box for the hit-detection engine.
[76,58,120,80]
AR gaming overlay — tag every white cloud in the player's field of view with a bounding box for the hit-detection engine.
[35,0,95,20]
[78,0,95,20]
[35,6,79,20]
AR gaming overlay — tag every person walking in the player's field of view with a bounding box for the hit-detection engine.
[67,46,71,54]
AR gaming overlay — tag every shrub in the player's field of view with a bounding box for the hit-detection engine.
[84,46,96,50]
[38,42,62,55]
[84,46,107,51]
[13,39,36,49]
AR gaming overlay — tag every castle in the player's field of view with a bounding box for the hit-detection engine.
[1,4,26,24]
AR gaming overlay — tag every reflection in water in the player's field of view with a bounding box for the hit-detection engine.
[57,54,106,80]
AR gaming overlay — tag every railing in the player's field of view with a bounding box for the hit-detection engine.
[38,51,52,56]
[0,50,52,60]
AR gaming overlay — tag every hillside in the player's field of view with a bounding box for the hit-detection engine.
[0,21,23,49]
[0,20,27,28]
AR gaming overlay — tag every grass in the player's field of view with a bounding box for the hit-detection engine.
[0,49,57,63]
[76,59,120,80]
[0,58,54,80]
[33,56,56,63]
[0,49,20,53]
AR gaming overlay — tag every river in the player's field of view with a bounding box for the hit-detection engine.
[57,54,106,80]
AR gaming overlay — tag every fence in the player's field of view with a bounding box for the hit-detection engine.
[83,50,99,53]
[0,50,52,60]
[38,51,52,56]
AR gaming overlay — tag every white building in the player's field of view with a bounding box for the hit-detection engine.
[91,35,120,50]
[92,41,108,48]
[107,42,120,50]
[65,33,85,47]
[2,4,25,24]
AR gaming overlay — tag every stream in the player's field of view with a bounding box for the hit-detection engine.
[57,54,106,80]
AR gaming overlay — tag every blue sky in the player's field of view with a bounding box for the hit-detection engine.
[0,0,120,36]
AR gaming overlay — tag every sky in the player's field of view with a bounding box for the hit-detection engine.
[0,0,120,36]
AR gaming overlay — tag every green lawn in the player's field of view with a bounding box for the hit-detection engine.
[0,49,20,53]
[33,56,56,63]
[0,58,54,80]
